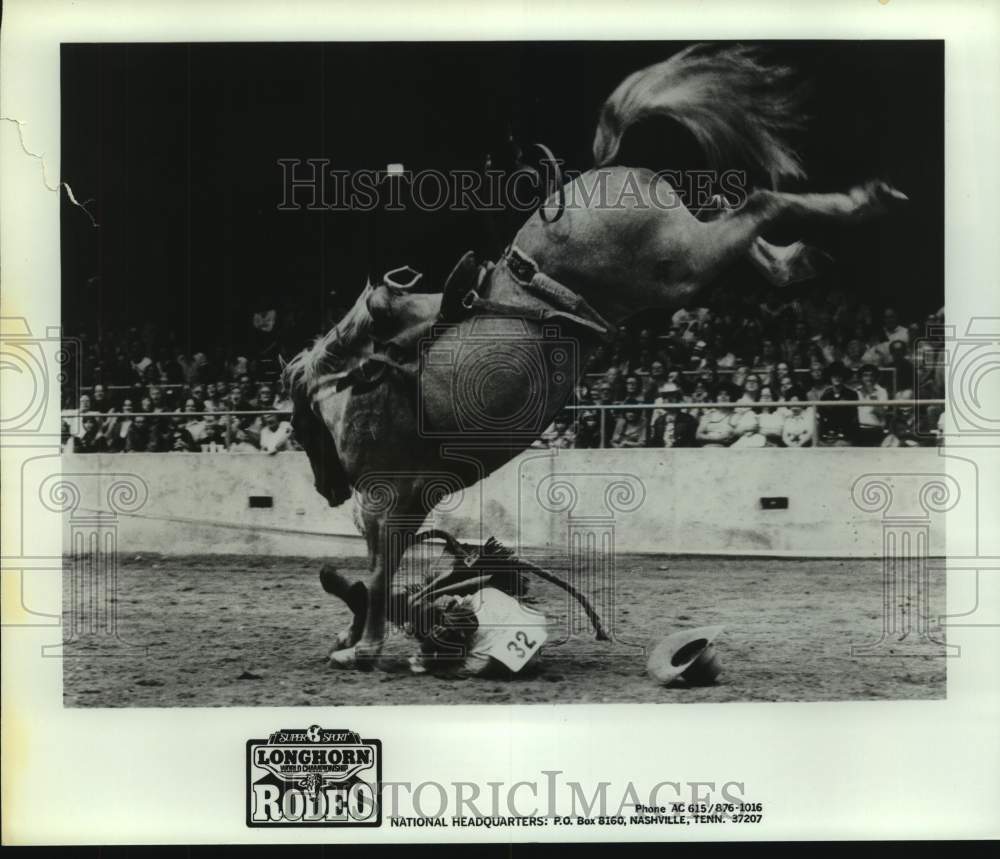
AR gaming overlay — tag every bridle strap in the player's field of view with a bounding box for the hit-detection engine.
[530,142,566,224]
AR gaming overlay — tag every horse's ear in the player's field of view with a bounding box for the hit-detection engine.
[278,354,288,371]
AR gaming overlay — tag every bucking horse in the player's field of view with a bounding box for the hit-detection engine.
[284,44,908,668]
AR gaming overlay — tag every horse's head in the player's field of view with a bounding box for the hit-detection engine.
[511,166,711,323]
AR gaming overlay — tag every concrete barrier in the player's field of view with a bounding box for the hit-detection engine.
[54,448,958,558]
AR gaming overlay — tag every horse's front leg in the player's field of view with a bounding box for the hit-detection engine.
[688,179,908,283]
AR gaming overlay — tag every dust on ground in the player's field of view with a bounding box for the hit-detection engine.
[63,553,945,707]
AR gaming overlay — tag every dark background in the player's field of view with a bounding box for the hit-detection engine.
[60,41,943,357]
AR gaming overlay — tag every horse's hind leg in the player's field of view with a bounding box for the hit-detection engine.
[689,180,908,283]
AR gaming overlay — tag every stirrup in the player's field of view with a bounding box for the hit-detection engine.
[383,265,423,291]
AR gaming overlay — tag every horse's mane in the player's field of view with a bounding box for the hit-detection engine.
[593,43,809,187]
[282,282,375,398]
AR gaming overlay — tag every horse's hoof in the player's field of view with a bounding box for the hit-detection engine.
[327,641,383,671]
[333,628,359,651]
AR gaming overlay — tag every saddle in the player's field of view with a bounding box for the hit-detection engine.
[332,247,613,392]
[329,252,488,390]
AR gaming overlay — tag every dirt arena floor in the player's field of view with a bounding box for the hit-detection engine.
[63,553,946,706]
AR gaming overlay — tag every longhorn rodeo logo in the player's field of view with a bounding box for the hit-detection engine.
[246,726,381,826]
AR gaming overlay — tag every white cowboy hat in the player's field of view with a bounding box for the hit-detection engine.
[646,625,725,686]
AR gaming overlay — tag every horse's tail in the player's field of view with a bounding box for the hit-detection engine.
[593,43,808,187]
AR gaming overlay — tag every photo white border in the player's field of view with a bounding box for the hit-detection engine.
[2,0,999,844]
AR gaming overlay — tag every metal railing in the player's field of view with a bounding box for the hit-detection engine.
[62,409,295,453]
[62,398,944,452]
[562,397,944,449]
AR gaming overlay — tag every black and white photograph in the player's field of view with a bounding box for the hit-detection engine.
[2,0,999,845]
[56,38,949,706]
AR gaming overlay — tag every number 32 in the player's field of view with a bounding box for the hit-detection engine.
[507,630,537,658]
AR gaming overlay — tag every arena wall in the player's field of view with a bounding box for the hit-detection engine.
[54,448,958,558]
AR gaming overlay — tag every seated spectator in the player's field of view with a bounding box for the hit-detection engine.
[842,339,866,375]
[148,385,169,412]
[752,338,781,374]
[818,362,860,446]
[781,394,815,447]
[603,367,626,403]
[805,361,827,402]
[75,415,108,453]
[200,422,229,453]
[611,408,648,448]
[91,384,113,413]
[696,387,736,447]
[104,399,135,452]
[730,411,767,448]
[777,373,798,403]
[260,413,294,454]
[623,375,643,404]
[741,370,765,403]
[230,428,259,453]
[537,413,577,449]
[572,382,592,408]
[166,417,199,452]
[935,407,948,446]
[855,364,889,446]
[573,410,605,449]
[756,387,786,445]
[880,307,910,346]
[648,383,697,448]
[61,419,76,453]
[641,361,668,401]
[881,416,921,447]
[183,399,210,445]
[125,415,151,452]
[887,340,916,392]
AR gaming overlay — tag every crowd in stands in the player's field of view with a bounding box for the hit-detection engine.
[62,282,947,452]
[534,284,947,449]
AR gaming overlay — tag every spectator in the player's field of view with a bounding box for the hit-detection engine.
[887,340,916,392]
[756,386,786,445]
[230,428,259,453]
[91,384,113,413]
[842,339,866,375]
[740,372,762,403]
[128,343,153,384]
[61,419,76,453]
[611,408,648,448]
[855,364,888,446]
[76,415,108,453]
[805,361,827,402]
[695,387,736,447]
[781,394,815,447]
[623,375,643,404]
[603,367,626,403]
[105,399,135,452]
[148,385,168,412]
[731,411,767,448]
[818,363,860,446]
[572,382,593,408]
[183,399,210,445]
[649,383,696,448]
[880,307,910,345]
[881,416,921,447]
[538,413,576,449]
[573,410,604,449]
[125,415,151,452]
[166,417,200,452]
[260,413,294,454]
[641,361,668,401]
[200,422,229,453]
